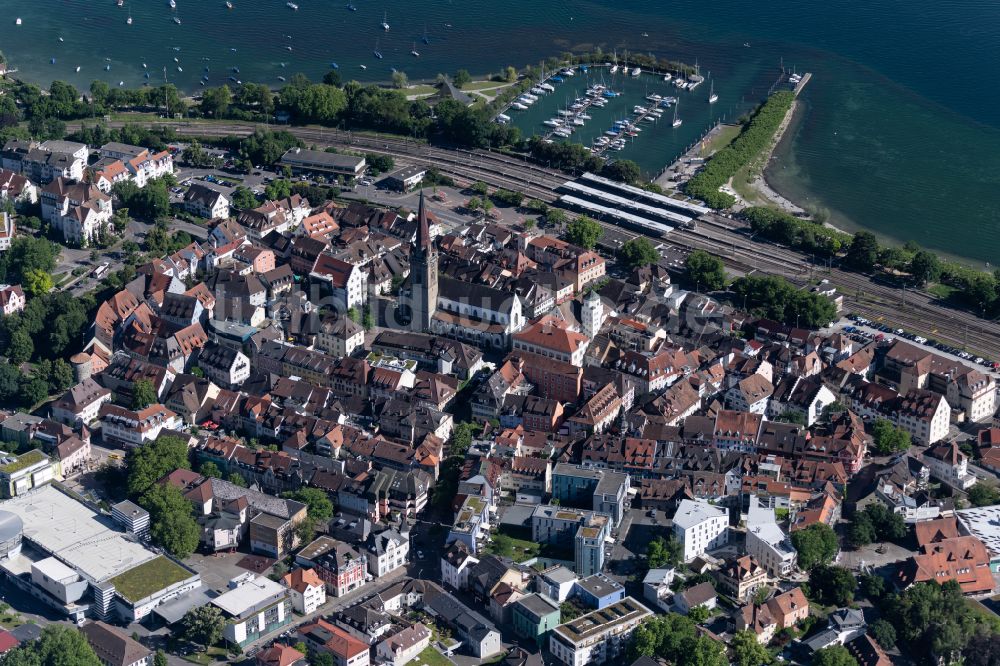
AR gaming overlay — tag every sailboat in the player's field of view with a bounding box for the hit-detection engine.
[421,24,429,44]
[381,11,390,31]
[411,42,420,57]
[708,79,718,104]
[127,8,132,24]
[672,101,682,127]
[373,38,383,59]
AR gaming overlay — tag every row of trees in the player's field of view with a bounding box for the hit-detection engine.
[731,274,838,328]
[685,91,795,208]
[745,204,1000,316]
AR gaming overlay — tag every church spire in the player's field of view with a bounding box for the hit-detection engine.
[416,190,431,251]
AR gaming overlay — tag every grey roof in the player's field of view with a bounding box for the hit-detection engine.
[208,477,306,520]
[281,148,365,169]
[680,581,716,607]
[152,587,216,625]
[513,593,559,621]
[0,511,22,544]
[575,573,623,598]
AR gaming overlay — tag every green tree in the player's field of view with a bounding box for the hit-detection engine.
[181,604,225,649]
[846,231,880,271]
[687,605,711,624]
[808,564,857,606]
[565,215,603,249]
[731,630,772,666]
[19,376,49,407]
[452,69,472,88]
[646,535,682,569]
[283,487,334,523]
[545,208,567,227]
[849,503,907,548]
[131,378,158,410]
[869,618,896,649]
[910,249,942,285]
[813,646,858,666]
[8,329,34,364]
[790,523,839,570]
[23,268,53,297]
[322,70,342,87]
[601,159,642,185]
[391,70,408,89]
[967,482,1000,507]
[2,625,102,666]
[199,461,222,479]
[859,572,886,601]
[471,181,489,196]
[153,650,168,666]
[685,250,727,291]
[227,472,248,487]
[618,238,660,269]
[49,359,74,393]
[871,418,911,454]
[140,483,200,558]
[200,85,232,117]
[365,153,395,175]
[230,186,259,210]
[126,434,191,497]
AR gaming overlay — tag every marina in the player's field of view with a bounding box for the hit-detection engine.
[507,64,754,176]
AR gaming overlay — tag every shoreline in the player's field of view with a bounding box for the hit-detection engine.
[742,87,853,237]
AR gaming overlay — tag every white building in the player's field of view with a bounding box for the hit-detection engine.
[440,541,478,591]
[311,255,367,311]
[184,184,230,219]
[375,623,431,666]
[745,497,797,576]
[549,597,652,666]
[98,404,181,448]
[364,527,409,578]
[673,499,729,562]
[40,178,113,244]
[280,568,326,615]
[212,574,292,647]
[923,441,977,491]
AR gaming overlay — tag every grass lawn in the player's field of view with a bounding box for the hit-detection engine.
[486,533,540,563]
[182,647,228,665]
[928,283,958,300]
[406,85,438,96]
[110,556,193,603]
[700,124,741,158]
[406,647,453,666]
[462,80,514,92]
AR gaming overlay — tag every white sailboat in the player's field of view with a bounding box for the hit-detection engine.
[708,79,718,104]
[381,11,390,31]
[411,42,420,57]
[672,101,682,127]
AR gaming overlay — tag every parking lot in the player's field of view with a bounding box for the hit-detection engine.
[829,316,1000,378]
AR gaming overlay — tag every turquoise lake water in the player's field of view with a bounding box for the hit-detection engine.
[1,0,999,263]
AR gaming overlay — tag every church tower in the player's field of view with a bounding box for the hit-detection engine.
[582,289,604,339]
[409,191,438,332]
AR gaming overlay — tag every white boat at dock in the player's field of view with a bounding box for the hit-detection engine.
[539,83,555,92]
[512,102,528,110]
[543,119,563,127]
[610,65,618,74]
[631,67,641,76]
[557,110,574,117]
[663,73,672,82]
[571,118,585,126]
[496,113,511,123]
[645,94,662,102]
[530,87,546,95]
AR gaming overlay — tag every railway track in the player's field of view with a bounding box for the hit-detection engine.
[83,119,1000,356]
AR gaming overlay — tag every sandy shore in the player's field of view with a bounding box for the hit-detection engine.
[737,98,807,215]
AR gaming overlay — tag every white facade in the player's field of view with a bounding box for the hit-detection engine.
[549,598,652,666]
[893,394,951,445]
[366,531,409,578]
[287,579,325,615]
[745,499,797,576]
[673,499,729,562]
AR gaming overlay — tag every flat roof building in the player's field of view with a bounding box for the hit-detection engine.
[550,597,652,666]
[280,148,366,178]
[0,485,200,622]
[383,166,426,192]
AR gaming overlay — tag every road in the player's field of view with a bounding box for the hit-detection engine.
[67,118,1000,357]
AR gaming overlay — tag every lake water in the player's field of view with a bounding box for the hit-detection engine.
[2,0,999,263]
